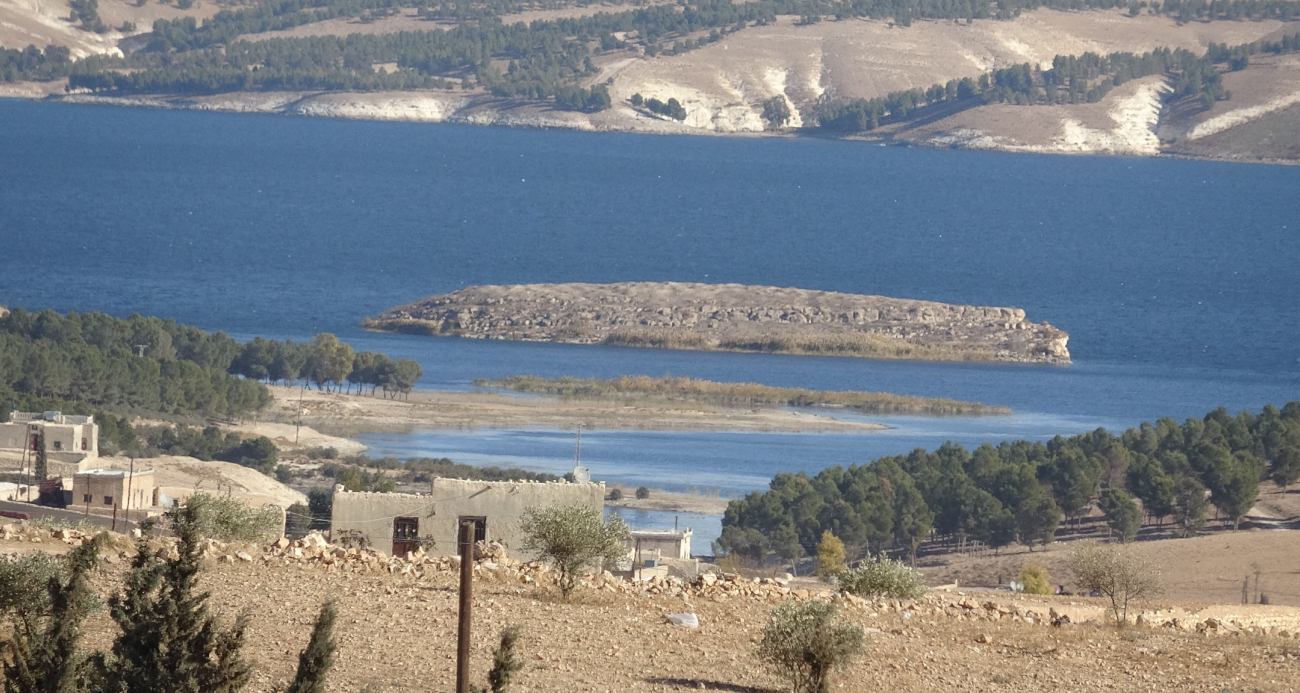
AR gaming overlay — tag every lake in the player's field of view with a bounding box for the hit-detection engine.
[2,98,1298,543]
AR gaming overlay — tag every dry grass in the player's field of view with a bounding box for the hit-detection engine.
[918,523,1300,607]
[477,374,1009,416]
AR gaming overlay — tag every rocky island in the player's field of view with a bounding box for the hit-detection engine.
[364,282,1070,364]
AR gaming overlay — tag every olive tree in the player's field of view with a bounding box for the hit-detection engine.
[1068,542,1162,626]
[520,505,629,600]
[758,601,863,693]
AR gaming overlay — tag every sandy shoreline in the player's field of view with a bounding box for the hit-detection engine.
[253,384,887,438]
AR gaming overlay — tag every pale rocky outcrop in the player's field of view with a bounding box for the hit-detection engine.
[366,282,1070,364]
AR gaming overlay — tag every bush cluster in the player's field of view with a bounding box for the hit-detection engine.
[834,556,927,599]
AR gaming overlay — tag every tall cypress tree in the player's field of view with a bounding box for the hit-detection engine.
[282,601,337,693]
[97,503,251,693]
[32,433,46,482]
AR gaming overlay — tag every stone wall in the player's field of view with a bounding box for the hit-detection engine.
[330,478,604,558]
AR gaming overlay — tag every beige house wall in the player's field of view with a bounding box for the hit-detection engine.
[331,478,604,558]
[71,469,154,511]
[630,529,693,561]
[0,415,98,465]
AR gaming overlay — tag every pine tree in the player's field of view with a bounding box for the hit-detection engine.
[98,503,252,693]
[2,534,107,693]
[282,601,338,693]
[485,626,523,693]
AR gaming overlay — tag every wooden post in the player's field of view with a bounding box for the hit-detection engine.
[456,520,474,693]
[112,503,118,532]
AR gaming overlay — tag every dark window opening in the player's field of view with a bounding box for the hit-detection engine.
[457,516,487,551]
[103,496,113,505]
[392,517,420,558]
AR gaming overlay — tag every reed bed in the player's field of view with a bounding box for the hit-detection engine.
[475,375,1010,416]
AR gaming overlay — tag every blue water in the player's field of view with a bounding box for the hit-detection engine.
[2,98,1299,518]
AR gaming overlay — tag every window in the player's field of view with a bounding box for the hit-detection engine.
[103,496,113,505]
[83,494,92,503]
[393,517,419,541]
[53,441,62,451]
[81,438,88,451]
[457,516,487,551]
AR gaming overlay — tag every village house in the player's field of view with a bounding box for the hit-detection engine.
[70,468,155,513]
[628,527,693,563]
[330,477,605,558]
[0,411,99,467]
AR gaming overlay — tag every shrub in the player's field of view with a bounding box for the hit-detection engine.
[285,502,312,539]
[179,493,282,543]
[607,488,623,501]
[1019,563,1051,595]
[0,552,61,622]
[635,486,650,500]
[814,531,845,579]
[835,556,927,599]
[520,505,630,599]
[283,600,338,693]
[757,601,863,693]
[1068,542,1162,626]
[472,626,523,693]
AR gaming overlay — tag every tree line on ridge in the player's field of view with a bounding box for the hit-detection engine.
[0,309,422,420]
[718,403,1300,565]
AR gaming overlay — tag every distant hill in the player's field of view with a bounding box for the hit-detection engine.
[3,0,1299,161]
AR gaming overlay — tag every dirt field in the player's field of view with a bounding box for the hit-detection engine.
[919,487,1300,607]
[37,542,1299,693]
[251,384,888,437]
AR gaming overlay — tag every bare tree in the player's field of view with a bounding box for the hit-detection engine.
[1068,542,1162,626]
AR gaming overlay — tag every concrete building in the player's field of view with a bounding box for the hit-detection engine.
[330,478,605,558]
[628,528,693,563]
[0,412,99,465]
[71,468,154,512]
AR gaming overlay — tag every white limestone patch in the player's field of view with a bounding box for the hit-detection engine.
[1050,81,1168,155]
[287,93,468,121]
[1186,89,1300,140]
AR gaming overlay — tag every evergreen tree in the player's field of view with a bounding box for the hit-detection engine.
[2,534,108,693]
[283,601,337,693]
[1270,445,1300,490]
[1172,475,1209,537]
[1098,488,1141,542]
[1015,492,1061,550]
[98,503,252,693]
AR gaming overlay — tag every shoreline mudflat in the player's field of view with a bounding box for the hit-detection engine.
[255,384,888,436]
[365,281,1071,365]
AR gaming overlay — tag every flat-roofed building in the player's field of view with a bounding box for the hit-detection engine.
[331,478,605,558]
[71,468,154,512]
[0,411,99,465]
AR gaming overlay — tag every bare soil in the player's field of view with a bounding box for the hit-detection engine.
[39,550,1300,693]
[918,487,1300,607]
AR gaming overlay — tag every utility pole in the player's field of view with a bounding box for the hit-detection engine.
[456,520,474,693]
[295,383,306,445]
[125,457,136,520]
